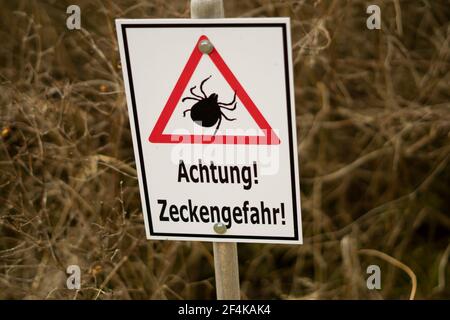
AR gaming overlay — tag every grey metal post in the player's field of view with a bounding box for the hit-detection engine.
[190,0,241,300]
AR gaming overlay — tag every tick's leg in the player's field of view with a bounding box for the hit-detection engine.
[213,116,222,136]
[218,92,236,106]
[200,75,212,98]
[183,109,191,117]
[190,86,203,99]
[182,97,200,103]
[220,102,237,111]
[221,111,236,121]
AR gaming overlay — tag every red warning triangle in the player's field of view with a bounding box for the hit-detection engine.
[149,35,280,145]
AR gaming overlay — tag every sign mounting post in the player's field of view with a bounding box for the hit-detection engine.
[191,0,240,301]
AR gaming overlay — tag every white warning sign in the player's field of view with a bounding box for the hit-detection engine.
[116,18,302,244]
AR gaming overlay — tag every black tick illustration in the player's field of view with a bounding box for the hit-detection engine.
[182,75,237,135]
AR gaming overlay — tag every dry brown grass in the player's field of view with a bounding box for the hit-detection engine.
[0,0,449,299]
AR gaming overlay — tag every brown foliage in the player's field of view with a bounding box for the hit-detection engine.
[0,0,449,299]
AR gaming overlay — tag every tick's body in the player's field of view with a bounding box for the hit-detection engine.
[189,94,221,127]
[182,76,237,135]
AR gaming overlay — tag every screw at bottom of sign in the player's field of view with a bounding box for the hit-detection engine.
[214,222,227,234]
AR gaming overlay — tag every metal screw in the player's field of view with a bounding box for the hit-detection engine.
[213,222,227,234]
[199,39,214,54]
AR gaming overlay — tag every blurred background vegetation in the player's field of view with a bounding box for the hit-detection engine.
[0,0,449,299]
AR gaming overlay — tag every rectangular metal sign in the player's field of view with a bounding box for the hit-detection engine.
[116,18,302,243]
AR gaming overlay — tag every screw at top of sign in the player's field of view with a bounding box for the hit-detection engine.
[214,222,227,234]
[199,39,214,54]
